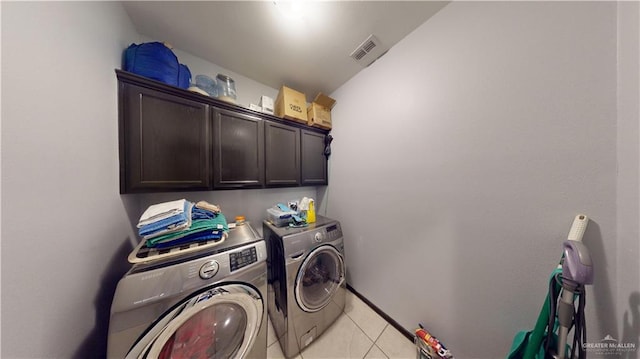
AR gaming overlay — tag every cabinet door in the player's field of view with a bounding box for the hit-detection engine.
[300,129,328,185]
[120,83,211,193]
[212,109,264,189]
[265,121,300,187]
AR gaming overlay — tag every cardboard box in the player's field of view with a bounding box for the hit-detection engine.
[259,95,274,115]
[275,86,307,124]
[307,93,336,130]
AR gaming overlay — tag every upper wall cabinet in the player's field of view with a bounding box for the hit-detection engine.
[301,129,328,186]
[119,82,211,193]
[117,70,329,193]
[212,109,265,189]
[265,121,301,187]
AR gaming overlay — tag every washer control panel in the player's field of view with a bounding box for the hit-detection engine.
[325,223,342,241]
[309,223,342,244]
[229,246,258,272]
[199,260,220,279]
[313,224,342,243]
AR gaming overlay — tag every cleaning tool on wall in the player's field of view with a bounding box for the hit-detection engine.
[552,225,593,358]
[507,214,593,359]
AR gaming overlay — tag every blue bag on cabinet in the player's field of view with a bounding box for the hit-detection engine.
[124,42,191,89]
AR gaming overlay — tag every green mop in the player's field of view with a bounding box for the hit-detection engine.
[507,267,563,359]
[507,215,593,359]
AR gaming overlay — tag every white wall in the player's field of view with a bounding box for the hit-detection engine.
[616,1,640,354]
[1,2,317,358]
[2,2,140,357]
[324,2,619,357]
[173,47,280,111]
[138,34,280,110]
[135,187,317,237]
[2,1,635,358]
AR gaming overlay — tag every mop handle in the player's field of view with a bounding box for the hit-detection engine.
[567,214,588,242]
[556,214,589,359]
[556,214,588,270]
[522,215,589,359]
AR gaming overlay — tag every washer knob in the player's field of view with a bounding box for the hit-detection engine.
[314,232,324,242]
[199,260,220,279]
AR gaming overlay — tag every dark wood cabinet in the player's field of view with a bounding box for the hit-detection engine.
[212,109,265,189]
[301,129,328,185]
[117,70,329,193]
[119,82,211,193]
[265,121,300,186]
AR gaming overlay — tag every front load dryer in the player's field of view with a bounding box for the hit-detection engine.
[263,216,346,358]
[107,223,267,359]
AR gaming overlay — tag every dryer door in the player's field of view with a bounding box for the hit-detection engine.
[294,245,345,312]
[127,283,263,359]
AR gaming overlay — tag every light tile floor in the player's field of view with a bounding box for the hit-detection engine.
[266,290,416,359]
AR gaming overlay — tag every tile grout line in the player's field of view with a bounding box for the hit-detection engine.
[271,297,399,358]
[347,285,414,343]
[373,323,389,344]
[344,300,394,359]
[341,310,373,358]
[372,343,391,359]
[344,294,390,344]
[362,333,391,359]
[361,341,375,359]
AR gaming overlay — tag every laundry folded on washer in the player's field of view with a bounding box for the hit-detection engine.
[137,199,188,228]
[137,199,229,248]
[144,208,229,247]
[138,201,193,239]
[146,229,224,249]
[191,206,217,220]
[145,214,228,248]
[195,200,221,214]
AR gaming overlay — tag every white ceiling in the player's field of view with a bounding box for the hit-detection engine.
[121,1,449,96]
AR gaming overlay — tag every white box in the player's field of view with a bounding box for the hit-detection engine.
[249,103,262,112]
[259,95,275,113]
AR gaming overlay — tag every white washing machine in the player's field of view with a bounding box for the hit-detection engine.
[263,216,346,358]
[107,223,268,359]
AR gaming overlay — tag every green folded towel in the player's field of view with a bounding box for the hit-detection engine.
[146,214,228,246]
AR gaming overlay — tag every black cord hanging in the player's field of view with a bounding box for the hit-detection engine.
[545,273,562,354]
[324,134,333,157]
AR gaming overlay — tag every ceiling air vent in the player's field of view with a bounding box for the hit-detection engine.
[350,34,387,67]
[352,48,367,61]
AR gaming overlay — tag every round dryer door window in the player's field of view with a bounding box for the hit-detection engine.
[295,245,345,312]
[130,284,263,359]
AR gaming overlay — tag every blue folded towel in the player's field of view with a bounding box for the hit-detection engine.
[191,207,217,220]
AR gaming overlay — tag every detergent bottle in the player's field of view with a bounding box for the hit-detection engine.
[307,200,316,223]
